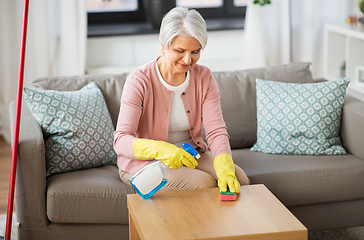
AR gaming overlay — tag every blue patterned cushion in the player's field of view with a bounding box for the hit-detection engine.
[24,82,117,177]
[251,78,350,155]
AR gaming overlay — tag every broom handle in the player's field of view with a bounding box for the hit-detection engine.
[5,0,30,239]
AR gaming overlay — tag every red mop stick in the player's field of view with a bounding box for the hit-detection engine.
[5,0,30,239]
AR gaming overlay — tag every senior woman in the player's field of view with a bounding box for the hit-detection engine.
[114,7,249,194]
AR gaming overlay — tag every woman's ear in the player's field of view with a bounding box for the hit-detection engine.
[160,44,165,55]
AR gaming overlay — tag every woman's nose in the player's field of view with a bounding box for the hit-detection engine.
[183,52,192,64]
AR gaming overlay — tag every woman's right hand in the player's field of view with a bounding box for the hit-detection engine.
[132,139,198,169]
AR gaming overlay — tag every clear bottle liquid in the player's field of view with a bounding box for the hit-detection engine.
[129,160,169,200]
[129,143,198,199]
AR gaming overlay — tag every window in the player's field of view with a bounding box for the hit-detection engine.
[234,0,249,6]
[176,0,223,8]
[86,0,138,12]
[87,0,248,36]
[87,0,146,25]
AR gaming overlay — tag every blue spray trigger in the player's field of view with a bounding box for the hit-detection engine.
[182,143,201,159]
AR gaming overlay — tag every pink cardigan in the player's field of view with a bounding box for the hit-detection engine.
[113,58,231,173]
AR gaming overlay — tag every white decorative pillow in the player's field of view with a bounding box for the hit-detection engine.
[24,82,117,177]
[251,78,349,155]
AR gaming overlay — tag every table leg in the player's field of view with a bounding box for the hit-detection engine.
[129,212,141,240]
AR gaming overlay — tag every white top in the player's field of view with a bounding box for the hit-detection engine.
[155,62,196,148]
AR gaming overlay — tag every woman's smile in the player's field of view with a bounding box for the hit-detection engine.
[177,62,190,68]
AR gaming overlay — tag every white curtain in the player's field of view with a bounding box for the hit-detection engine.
[242,0,291,69]
[0,0,87,143]
[290,0,355,78]
[243,0,356,78]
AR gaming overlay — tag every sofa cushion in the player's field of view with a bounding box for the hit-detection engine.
[31,73,129,128]
[233,149,364,207]
[24,82,117,177]
[251,78,349,155]
[211,62,313,149]
[47,165,135,224]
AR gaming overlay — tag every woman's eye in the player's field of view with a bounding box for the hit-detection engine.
[192,50,200,54]
[176,49,183,53]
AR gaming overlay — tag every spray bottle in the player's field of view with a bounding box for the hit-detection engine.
[129,143,200,199]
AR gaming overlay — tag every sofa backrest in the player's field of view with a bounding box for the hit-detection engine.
[30,62,313,149]
[212,62,313,148]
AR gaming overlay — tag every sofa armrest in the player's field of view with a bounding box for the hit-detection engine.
[341,94,364,159]
[9,100,49,235]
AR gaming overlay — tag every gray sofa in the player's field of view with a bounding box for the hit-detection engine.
[10,62,364,240]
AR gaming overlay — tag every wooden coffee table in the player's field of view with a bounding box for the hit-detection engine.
[127,184,307,240]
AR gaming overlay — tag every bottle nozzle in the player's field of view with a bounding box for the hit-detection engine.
[181,143,201,159]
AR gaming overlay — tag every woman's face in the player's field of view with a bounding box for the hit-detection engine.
[161,35,202,76]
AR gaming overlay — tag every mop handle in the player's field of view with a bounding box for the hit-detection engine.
[5,0,30,239]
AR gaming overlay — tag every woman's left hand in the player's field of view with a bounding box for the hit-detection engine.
[213,153,240,193]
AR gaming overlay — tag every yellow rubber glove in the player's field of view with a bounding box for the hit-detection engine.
[132,139,198,169]
[214,153,240,193]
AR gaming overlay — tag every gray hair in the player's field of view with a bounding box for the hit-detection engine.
[159,7,208,50]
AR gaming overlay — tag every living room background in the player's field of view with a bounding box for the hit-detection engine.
[0,0,360,143]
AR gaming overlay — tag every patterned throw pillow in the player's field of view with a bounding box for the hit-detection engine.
[251,78,350,155]
[24,82,117,177]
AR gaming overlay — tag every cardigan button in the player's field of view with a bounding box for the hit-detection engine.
[197,141,200,144]
[182,92,185,95]
[190,128,193,131]
[187,110,190,113]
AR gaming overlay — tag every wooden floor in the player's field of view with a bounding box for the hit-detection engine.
[0,136,12,215]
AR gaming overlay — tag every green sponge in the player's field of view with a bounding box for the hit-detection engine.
[220,189,237,201]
